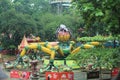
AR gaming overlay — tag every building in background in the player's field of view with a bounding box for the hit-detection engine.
[49,0,72,14]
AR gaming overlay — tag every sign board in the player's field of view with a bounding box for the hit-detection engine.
[46,72,59,80]
[59,72,74,80]
[10,70,31,79]
[87,71,99,79]
[46,72,74,80]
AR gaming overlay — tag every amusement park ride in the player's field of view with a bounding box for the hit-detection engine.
[2,23,120,80]
[15,24,99,70]
[4,24,101,79]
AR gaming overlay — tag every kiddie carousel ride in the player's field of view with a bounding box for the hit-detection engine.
[13,24,100,73]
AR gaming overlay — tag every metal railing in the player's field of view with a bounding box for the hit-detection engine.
[50,0,72,4]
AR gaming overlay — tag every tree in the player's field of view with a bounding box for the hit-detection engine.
[0,0,13,13]
[72,0,120,36]
[0,0,85,50]
[0,9,37,49]
[38,12,83,41]
[13,0,51,14]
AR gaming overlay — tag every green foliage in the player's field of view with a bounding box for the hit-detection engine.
[0,0,83,49]
[72,0,120,36]
[77,35,115,42]
[67,48,119,69]
[38,13,82,41]
[13,0,51,14]
[0,0,13,12]
[0,8,37,48]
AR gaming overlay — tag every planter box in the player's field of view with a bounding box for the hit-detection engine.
[101,70,112,80]
[87,71,99,79]
[101,70,111,74]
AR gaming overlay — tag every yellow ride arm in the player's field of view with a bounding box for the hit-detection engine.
[71,47,80,54]
[20,43,57,60]
[89,42,100,46]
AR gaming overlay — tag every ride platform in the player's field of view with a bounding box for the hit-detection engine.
[43,59,80,69]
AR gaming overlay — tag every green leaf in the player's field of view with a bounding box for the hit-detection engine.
[95,9,104,16]
[83,3,94,12]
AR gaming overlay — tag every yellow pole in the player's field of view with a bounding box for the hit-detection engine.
[20,43,56,59]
